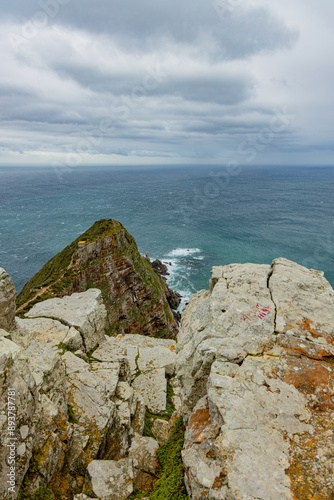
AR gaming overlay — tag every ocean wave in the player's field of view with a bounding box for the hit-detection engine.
[156,247,204,311]
[167,248,201,257]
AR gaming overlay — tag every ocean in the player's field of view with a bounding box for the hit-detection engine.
[0,165,333,308]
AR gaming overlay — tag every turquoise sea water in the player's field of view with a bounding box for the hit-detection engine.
[0,165,333,307]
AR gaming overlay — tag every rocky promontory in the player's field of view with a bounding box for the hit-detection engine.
[0,226,333,500]
[17,219,178,339]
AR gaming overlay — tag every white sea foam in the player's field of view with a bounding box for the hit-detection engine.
[167,248,201,257]
[154,247,204,312]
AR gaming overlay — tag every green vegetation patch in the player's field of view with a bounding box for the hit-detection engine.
[18,456,55,500]
[16,219,125,309]
[18,485,54,500]
[67,403,79,424]
[127,491,149,499]
[150,416,189,500]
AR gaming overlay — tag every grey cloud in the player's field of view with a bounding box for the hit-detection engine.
[2,0,298,60]
[0,1,332,165]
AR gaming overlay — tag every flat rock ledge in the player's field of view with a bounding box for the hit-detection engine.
[24,288,107,351]
[177,258,334,500]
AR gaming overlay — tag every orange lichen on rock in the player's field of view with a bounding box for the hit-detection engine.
[188,406,211,442]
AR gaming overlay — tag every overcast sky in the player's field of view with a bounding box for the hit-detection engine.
[1,0,333,167]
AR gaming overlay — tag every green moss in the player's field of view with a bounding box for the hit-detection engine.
[73,462,86,477]
[143,409,157,438]
[57,343,76,354]
[128,491,149,499]
[165,375,176,419]
[67,403,79,424]
[18,456,55,500]
[134,351,141,378]
[18,485,54,500]
[149,416,189,500]
[106,323,121,336]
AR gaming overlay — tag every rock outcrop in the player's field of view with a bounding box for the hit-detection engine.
[177,258,334,499]
[0,268,17,331]
[0,271,180,500]
[16,219,178,339]
[2,250,334,500]
[23,289,107,352]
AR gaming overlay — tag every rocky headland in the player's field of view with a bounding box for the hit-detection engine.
[16,219,178,339]
[0,220,333,500]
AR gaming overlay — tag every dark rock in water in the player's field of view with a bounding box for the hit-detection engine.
[165,288,182,311]
[173,310,181,323]
[150,259,181,324]
[151,259,169,280]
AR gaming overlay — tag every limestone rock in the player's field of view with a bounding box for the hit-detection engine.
[129,433,160,475]
[0,335,70,499]
[182,396,227,499]
[99,334,176,380]
[0,268,16,331]
[74,495,95,500]
[137,344,176,376]
[0,336,37,499]
[269,257,334,359]
[62,352,117,439]
[132,368,167,414]
[61,350,131,472]
[86,458,134,500]
[177,262,275,421]
[26,339,67,414]
[25,289,107,351]
[129,434,160,492]
[177,258,334,499]
[93,338,130,381]
[151,419,169,445]
[170,376,182,411]
[16,317,83,351]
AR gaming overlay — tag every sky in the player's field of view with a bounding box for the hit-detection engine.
[0,0,333,167]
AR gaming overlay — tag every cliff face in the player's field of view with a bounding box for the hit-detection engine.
[177,258,334,499]
[17,219,178,339]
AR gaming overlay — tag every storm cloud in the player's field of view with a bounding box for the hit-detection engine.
[0,0,333,166]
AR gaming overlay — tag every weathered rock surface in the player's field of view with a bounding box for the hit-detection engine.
[25,289,106,352]
[16,316,84,351]
[98,334,177,379]
[151,418,169,445]
[93,334,177,414]
[129,433,160,492]
[133,368,167,414]
[0,268,16,331]
[0,333,70,500]
[177,258,334,499]
[3,254,333,500]
[85,458,134,500]
[1,300,167,499]
[73,495,95,500]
